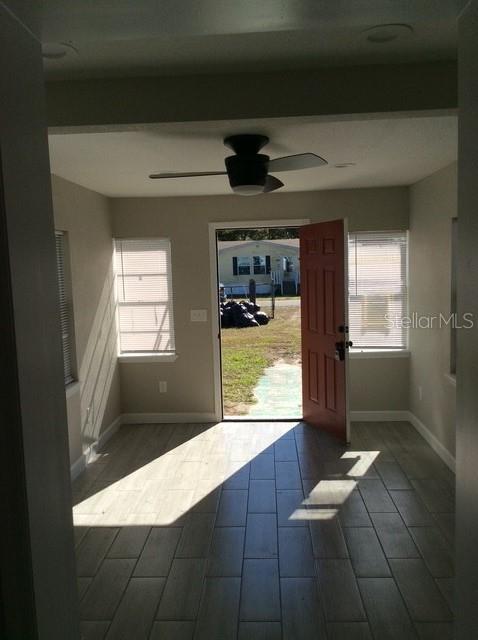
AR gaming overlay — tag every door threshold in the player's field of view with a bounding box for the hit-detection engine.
[222,416,304,422]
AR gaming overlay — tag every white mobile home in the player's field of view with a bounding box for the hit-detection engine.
[218,238,300,295]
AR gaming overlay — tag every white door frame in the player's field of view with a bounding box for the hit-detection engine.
[208,218,310,421]
[343,217,351,444]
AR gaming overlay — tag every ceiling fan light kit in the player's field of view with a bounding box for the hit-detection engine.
[225,153,269,195]
[231,184,266,196]
[149,133,327,195]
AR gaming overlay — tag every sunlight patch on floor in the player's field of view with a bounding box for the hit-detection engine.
[289,507,339,521]
[304,479,357,506]
[73,422,382,528]
[341,450,380,477]
[73,421,299,527]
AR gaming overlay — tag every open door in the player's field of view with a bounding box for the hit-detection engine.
[300,219,350,443]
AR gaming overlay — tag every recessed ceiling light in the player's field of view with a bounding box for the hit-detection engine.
[334,163,356,169]
[362,23,414,44]
[42,42,79,60]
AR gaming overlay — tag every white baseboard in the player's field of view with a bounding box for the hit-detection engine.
[70,415,122,481]
[70,412,219,477]
[72,410,456,477]
[70,452,87,481]
[350,410,410,422]
[407,412,456,473]
[96,415,122,449]
[351,409,456,473]
[121,412,218,424]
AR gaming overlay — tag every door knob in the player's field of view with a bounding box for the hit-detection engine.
[335,341,345,361]
[335,340,353,361]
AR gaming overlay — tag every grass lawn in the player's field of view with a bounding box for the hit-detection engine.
[221,304,301,414]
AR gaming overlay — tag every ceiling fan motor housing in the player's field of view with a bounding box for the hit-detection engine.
[225,154,269,192]
[149,132,324,195]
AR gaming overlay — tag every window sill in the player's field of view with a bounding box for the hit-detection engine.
[349,349,410,360]
[65,380,80,398]
[118,353,178,363]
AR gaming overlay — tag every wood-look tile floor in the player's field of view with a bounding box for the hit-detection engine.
[72,421,455,640]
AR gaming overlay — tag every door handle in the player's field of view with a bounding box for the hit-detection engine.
[335,340,353,361]
[335,341,345,361]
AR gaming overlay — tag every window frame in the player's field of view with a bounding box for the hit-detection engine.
[253,255,266,275]
[236,256,251,275]
[54,231,77,386]
[348,230,409,351]
[114,237,176,358]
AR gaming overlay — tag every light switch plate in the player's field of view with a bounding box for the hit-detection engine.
[190,309,207,322]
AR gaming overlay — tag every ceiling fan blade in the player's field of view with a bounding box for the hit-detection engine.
[268,152,327,173]
[149,171,227,179]
[263,174,284,193]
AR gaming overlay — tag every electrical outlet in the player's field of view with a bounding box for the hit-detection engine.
[159,381,167,393]
[418,386,423,401]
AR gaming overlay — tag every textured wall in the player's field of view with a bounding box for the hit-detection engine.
[409,163,457,456]
[52,175,121,464]
[111,186,409,416]
[0,3,79,637]
[456,3,478,636]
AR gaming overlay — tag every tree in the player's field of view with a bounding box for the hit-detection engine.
[217,227,299,241]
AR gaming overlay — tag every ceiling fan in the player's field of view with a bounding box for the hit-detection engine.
[149,134,327,195]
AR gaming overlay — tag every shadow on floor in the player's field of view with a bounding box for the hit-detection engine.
[72,420,455,640]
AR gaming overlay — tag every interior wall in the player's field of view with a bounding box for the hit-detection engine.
[0,3,79,637]
[52,175,121,465]
[349,357,409,412]
[111,186,409,417]
[456,2,478,636]
[408,163,457,457]
[46,62,457,129]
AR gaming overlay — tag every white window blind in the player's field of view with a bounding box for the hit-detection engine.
[55,232,75,384]
[115,238,175,353]
[348,231,408,349]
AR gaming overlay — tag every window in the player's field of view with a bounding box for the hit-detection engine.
[348,231,408,349]
[233,256,251,275]
[55,231,75,385]
[115,238,175,354]
[253,255,271,275]
[253,255,266,274]
[450,218,457,375]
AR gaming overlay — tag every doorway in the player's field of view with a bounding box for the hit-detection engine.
[210,217,350,442]
[215,224,303,420]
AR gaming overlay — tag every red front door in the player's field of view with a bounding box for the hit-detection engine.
[300,219,350,443]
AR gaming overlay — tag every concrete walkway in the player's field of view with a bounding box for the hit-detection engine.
[246,361,302,419]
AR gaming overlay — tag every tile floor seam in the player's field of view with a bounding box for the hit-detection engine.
[343,454,411,628]
[108,529,175,638]
[235,451,251,638]
[274,435,284,640]
[296,427,340,631]
[73,421,454,639]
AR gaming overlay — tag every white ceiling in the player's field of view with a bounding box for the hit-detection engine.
[48,115,457,198]
[41,0,462,79]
